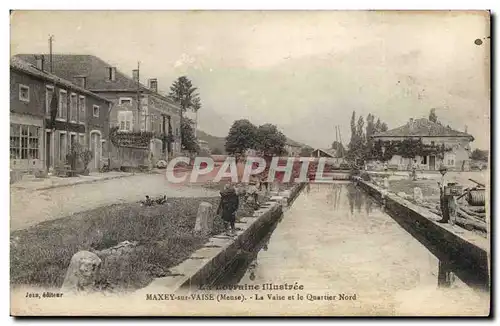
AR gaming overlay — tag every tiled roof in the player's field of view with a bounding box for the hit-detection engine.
[15,54,180,108]
[10,56,111,103]
[372,118,474,140]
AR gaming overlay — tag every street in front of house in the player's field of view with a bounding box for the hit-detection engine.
[10,172,219,231]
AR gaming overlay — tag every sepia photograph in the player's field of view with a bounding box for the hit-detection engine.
[8,10,491,316]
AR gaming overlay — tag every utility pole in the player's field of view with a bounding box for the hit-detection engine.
[48,35,54,73]
[136,61,141,132]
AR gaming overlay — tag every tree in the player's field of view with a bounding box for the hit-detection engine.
[380,122,388,132]
[375,118,382,133]
[299,146,314,157]
[168,76,199,113]
[471,149,489,162]
[256,123,287,157]
[347,111,358,160]
[365,114,375,156]
[429,108,438,123]
[168,76,201,147]
[180,118,199,153]
[331,141,344,157]
[192,97,201,138]
[225,119,258,157]
[355,115,366,160]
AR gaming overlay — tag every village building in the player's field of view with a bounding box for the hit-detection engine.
[370,118,474,171]
[285,139,302,157]
[16,54,183,169]
[311,148,346,166]
[10,56,112,177]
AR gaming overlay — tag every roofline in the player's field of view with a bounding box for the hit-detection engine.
[89,88,181,109]
[10,64,112,104]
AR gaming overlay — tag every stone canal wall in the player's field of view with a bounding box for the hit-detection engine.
[141,183,305,293]
[354,178,490,287]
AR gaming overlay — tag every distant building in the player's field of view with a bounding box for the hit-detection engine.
[16,54,182,169]
[370,118,474,171]
[311,148,346,165]
[198,139,211,154]
[10,56,112,175]
[285,139,302,156]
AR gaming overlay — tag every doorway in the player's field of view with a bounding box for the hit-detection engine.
[90,131,101,170]
[429,155,436,170]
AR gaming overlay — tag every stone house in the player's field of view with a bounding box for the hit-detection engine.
[16,54,182,169]
[370,118,474,171]
[10,56,112,176]
[285,139,302,157]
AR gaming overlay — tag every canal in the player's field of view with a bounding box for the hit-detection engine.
[211,182,490,315]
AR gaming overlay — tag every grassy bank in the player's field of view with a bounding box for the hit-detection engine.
[10,197,224,291]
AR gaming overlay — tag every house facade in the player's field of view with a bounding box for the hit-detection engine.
[285,139,302,157]
[16,54,182,169]
[370,118,474,171]
[10,56,112,175]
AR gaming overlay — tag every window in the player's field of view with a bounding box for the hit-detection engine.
[93,105,100,118]
[78,96,86,123]
[70,133,77,149]
[119,97,133,105]
[10,124,39,160]
[176,127,179,136]
[107,67,116,81]
[45,86,54,115]
[79,134,85,146]
[421,156,427,165]
[118,111,134,131]
[19,84,30,102]
[70,94,77,122]
[58,90,68,119]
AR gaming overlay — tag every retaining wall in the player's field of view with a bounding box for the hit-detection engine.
[141,183,305,293]
[355,178,490,288]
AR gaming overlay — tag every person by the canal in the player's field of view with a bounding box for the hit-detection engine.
[217,183,240,236]
[437,165,457,224]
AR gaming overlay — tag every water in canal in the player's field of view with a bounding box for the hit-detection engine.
[211,182,490,316]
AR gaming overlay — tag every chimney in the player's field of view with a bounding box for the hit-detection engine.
[132,69,139,82]
[148,78,158,93]
[35,55,45,71]
[465,125,468,133]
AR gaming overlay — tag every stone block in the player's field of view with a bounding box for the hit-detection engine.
[195,202,214,234]
[61,250,102,294]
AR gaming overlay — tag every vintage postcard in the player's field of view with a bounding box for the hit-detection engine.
[9,10,490,316]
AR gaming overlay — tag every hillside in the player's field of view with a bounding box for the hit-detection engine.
[197,130,227,154]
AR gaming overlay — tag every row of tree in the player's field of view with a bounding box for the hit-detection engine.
[224,119,287,158]
[347,111,389,162]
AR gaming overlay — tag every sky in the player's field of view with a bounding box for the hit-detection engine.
[10,10,491,149]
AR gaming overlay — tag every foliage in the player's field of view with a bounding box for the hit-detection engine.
[331,141,344,157]
[168,76,200,113]
[429,108,438,123]
[80,148,94,170]
[225,119,258,156]
[256,123,287,157]
[370,138,452,162]
[299,145,314,157]
[109,126,154,148]
[181,118,199,153]
[471,149,489,162]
